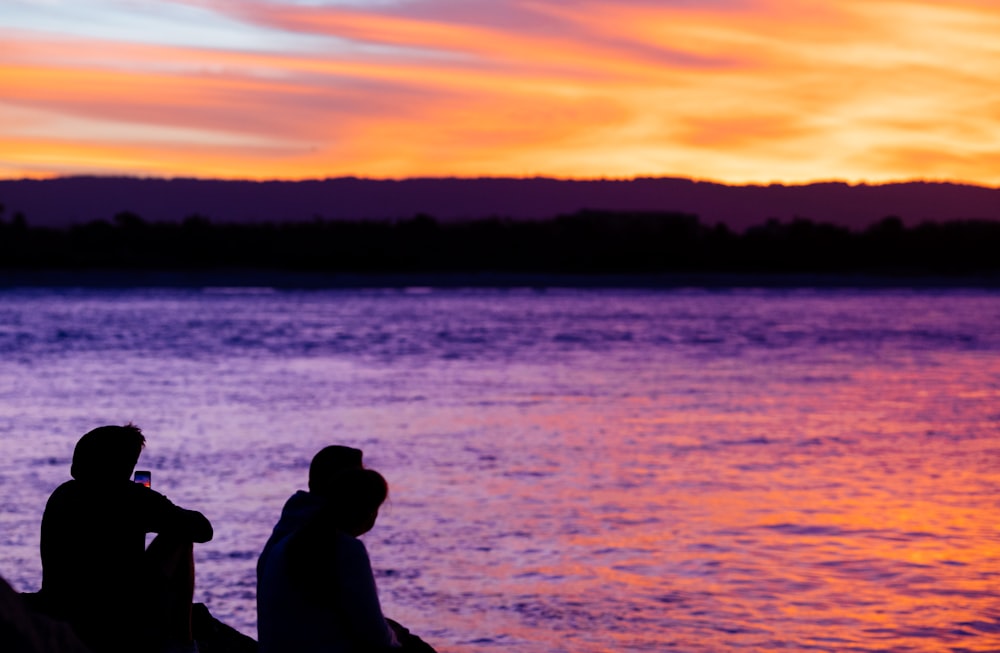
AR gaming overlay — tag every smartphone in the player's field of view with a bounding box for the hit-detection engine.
[134,470,151,488]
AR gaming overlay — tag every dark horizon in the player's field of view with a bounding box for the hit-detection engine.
[2,209,999,283]
[3,176,1000,233]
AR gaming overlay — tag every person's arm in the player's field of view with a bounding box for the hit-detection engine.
[333,537,400,649]
[170,507,213,543]
[139,487,213,542]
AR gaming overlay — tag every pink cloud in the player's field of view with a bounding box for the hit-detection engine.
[2,1,1000,183]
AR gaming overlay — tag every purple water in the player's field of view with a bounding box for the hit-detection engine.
[0,287,998,652]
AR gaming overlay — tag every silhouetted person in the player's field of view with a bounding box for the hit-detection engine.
[257,447,435,653]
[257,445,363,571]
[38,424,213,653]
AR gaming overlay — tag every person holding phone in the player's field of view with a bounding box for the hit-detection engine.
[37,423,213,653]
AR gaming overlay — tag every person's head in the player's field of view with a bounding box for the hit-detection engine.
[308,445,363,497]
[325,468,388,537]
[70,423,146,482]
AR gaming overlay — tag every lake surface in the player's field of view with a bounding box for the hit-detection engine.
[0,286,998,652]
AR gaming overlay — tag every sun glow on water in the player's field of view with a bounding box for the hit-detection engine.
[0,288,998,651]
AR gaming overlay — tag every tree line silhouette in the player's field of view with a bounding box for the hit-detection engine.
[1,203,999,276]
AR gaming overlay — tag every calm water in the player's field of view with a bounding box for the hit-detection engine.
[0,287,998,652]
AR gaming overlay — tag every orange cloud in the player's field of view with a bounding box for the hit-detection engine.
[2,1,999,183]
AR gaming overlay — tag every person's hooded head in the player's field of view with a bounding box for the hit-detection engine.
[308,445,363,498]
[70,423,146,483]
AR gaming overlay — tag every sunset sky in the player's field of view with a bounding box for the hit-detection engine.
[3,0,1000,185]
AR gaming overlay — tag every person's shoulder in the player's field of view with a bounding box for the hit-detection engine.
[334,532,370,560]
[281,491,323,518]
[43,480,78,509]
[271,491,324,535]
[47,479,76,495]
[46,478,92,501]
[329,534,377,587]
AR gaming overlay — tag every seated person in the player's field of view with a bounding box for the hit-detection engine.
[38,424,213,653]
[257,445,363,572]
[258,458,435,653]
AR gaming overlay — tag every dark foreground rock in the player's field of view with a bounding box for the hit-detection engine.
[3,575,257,653]
[192,603,257,653]
[1,577,91,653]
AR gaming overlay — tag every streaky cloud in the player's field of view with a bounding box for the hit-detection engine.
[1,0,999,183]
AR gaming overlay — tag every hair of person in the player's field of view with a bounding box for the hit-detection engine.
[308,445,364,496]
[324,468,389,529]
[70,423,146,482]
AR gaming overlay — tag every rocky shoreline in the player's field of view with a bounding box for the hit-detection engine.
[2,576,257,653]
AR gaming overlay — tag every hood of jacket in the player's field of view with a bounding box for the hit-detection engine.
[257,490,325,573]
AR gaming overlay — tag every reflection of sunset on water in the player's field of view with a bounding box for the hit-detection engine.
[487,348,1000,651]
[0,289,997,651]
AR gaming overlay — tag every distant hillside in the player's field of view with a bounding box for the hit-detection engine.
[1,176,998,231]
